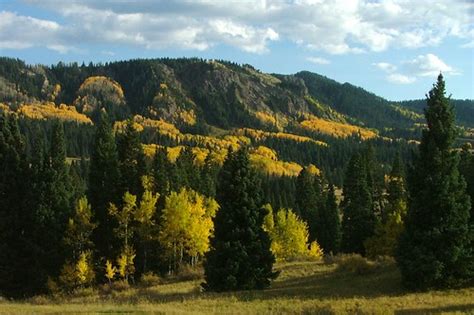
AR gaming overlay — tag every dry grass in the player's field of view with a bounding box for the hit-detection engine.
[0,260,473,314]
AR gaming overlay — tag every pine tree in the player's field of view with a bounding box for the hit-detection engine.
[117,119,146,198]
[200,153,219,198]
[459,143,474,224]
[295,167,318,241]
[397,75,473,289]
[203,148,278,291]
[318,184,341,254]
[0,115,35,297]
[88,111,120,260]
[174,146,200,191]
[341,152,376,255]
[34,121,73,290]
[152,146,171,203]
[384,152,406,221]
[365,155,407,258]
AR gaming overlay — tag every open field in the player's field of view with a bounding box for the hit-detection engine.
[1,260,473,314]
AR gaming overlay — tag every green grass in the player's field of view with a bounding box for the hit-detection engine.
[1,260,473,314]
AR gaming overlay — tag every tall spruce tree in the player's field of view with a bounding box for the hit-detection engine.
[0,115,36,297]
[318,184,341,254]
[117,119,146,198]
[203,147,277,291]
[88,111,120,260]
[295,167,318,241]
[459,144,474,224]
[341,152,376,255]
[41,122,74,281]
[397,75,473,289]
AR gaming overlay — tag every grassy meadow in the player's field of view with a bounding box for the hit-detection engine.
[0,259,473,314]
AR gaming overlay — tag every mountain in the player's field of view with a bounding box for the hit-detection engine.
[0,56,472,185]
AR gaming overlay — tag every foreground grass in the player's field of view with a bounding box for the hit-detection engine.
[1,261,473,314]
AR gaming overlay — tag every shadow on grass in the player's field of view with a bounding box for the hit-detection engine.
[395,303,474,314]
[108,262,405,304]
[240,263,404,301]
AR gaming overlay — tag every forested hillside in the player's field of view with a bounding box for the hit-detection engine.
[1,57,473,298]
[1,57,473,190]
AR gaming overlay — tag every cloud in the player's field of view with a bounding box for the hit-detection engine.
[387,73,416,84]
[307,57,330,65]
[3,0,474,54]
[373,62,397,72]
[403,54,460,77]
[373,53,459,85]
[0,11,61,50]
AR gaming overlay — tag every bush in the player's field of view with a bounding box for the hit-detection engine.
[110,279,131,292]
[175,264,203,281]
[335,254,377,275]
[140,272,162,287]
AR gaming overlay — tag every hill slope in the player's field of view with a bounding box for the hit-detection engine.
[0,57,472,185]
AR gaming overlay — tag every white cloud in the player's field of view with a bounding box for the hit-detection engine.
[307,57,330,65]
[209,20,279,53]
[0,11,61,50]
[387,73,416,84]
[403,54,459,77]
[373,62,397,72]
[374,53,459,85]
[3,0,474,54]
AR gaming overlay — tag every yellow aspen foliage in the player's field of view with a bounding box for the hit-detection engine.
[75,76,125,115]
[117,245,136,281]
[18,102,92,124]
[300,118,377,139]
[249,146,304,177]
[307,241,324,260]
[159,188,218,271]
[75,251,95,286]
[234,128,327,146]
[254,111,277,126]
[306,164,321,176]
[264,206,323,261]
[108,192,137,248]
[262,204,274,233]
[105,260,117,284]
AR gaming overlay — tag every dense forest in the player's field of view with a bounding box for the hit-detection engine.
[0,57,473,297]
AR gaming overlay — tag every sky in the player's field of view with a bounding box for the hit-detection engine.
[0,0,473,101]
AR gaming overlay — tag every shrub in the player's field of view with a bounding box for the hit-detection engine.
[175,264,203,281]
[335,254,377,275]
[110,279,130,292]
[140,272,162,287]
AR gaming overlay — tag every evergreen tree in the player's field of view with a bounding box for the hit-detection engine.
[174,146,200,191]
[33,121,74,289]
[200,153,219,198]
[341,152,376,255]
[88,111,120,260]
[397,75,473,289]
[318,184,341,254]
[295,167,318,241]
[385,151,406,221]
[365,154,407,258]
[0,115,35,297]
[203,148,278,291]
[152,146,171,202]
[459,143,474,224]
[117,119,146,198]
